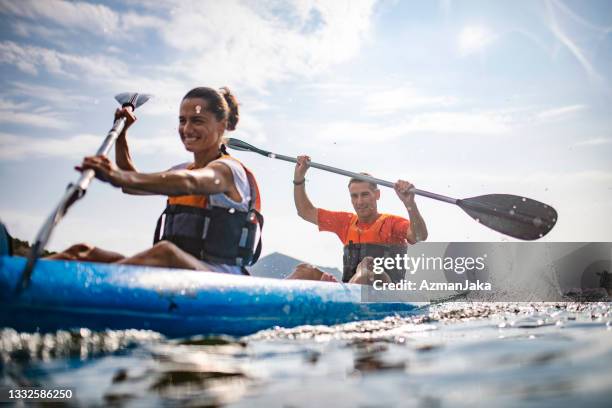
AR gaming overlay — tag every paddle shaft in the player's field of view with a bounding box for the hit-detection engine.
[269,152,458,205]
[18,114,129,292]
[227,137,557,240]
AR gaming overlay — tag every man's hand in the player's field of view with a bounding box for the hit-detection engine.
[76,155,125,187]
[394,179,416,208]
[294,155,311,183]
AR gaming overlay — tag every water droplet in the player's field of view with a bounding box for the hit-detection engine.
[539,233,543,237]
[269,153,276,159]
[228,208,236,214]
[509,209,515,216]
[533,217,543,227]
[475,218,480,223]
[521,197,527,202]
[512,205,517,209]
[214,179,220,185]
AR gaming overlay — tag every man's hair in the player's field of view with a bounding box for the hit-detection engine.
[348,172,378,191]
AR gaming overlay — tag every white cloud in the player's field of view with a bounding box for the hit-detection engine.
[316,111,510,142]
[0,41,128,79]
[458,25,496,56]
[150,0,377,90]
[573,137,612,147]
[536,104,586,120]
[0,131,192,161]
[0,0,120,36]
[544,0,601,81]
[364,85,458,115]
[0,98,71,129]
[1,1,378,94]
[8,82,96,106]
[0,132,101,159]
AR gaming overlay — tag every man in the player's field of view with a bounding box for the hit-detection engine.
[288,155,428,284]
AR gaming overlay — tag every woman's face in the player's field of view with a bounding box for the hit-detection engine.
[178,98,226,154]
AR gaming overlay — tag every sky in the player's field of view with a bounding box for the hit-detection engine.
[0,0,611,269]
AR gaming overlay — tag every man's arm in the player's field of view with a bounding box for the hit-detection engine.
[394,180,428,243]
[293,155,318,225]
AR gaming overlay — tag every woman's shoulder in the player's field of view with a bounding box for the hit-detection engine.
[168,162,192,171]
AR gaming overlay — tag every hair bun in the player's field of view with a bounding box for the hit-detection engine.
[220,87,239,131]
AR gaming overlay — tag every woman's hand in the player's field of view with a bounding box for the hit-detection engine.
[76,155,125,187]
[114,107,137,136]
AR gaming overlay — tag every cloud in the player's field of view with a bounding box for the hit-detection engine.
[8,82,97,106]
[0,0,120,36]
[0,132,101,159]
[364,85,458,115]
[544,0,601,81]
[536,104,586,120]
[316,111,510,143]
[458,25,496,56]
[0,98,72,129]
[0,40,128,79]
[1,1,378,95]
[0,130,193,161]
[148,0,378,90]
[573,137,612,147]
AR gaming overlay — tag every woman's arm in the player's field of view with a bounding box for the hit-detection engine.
[112,108,153,195]
[114,107,138,172]
[79,156,234,197]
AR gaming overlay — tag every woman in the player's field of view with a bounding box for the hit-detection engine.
[49,87,263,275]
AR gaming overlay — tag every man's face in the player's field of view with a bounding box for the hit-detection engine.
[349,182,380,221]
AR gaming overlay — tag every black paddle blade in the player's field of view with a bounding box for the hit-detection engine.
[458,194,557,240]
[227,138,268,155]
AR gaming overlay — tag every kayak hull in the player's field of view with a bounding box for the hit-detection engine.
[0,256,423,337]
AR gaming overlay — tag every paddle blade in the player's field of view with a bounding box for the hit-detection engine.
[458,194,557,240]
[114,93,152,110]
[227,138,268,155]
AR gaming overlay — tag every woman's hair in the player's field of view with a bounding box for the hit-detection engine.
[182,86,239,131]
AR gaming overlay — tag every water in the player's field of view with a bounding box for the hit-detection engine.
[1,302,611,407]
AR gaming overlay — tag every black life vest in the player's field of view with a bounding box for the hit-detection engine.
[342,242,408,283]
[153,157,263,271]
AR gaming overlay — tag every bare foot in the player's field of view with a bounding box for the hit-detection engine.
[320,272,339,283]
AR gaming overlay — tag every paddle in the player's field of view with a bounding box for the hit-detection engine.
[227,138,558,241]
[17,93,152,292]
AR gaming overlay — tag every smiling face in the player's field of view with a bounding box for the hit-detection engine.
[178,98,227,154]
[349,181,380,222]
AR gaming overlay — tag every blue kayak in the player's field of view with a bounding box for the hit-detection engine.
[0,256,423,338]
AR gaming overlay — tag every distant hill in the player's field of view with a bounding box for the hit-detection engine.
[248,252,342,280]
[9,236,55,257]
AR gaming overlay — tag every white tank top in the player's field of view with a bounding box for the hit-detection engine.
[170,158,256,275]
